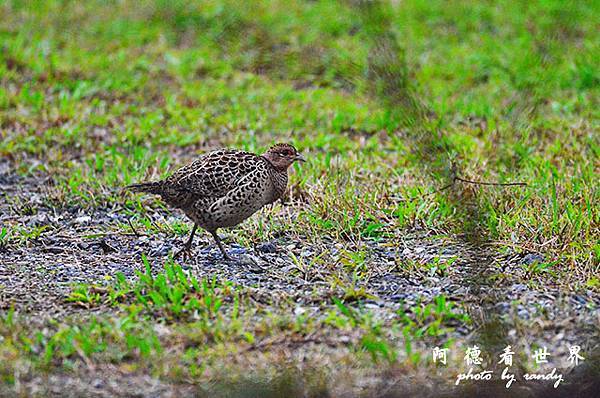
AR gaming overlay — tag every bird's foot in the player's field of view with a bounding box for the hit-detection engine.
[174,244,194,261]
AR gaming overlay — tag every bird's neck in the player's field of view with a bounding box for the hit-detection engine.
[270,168,288,202]
[261,154,289,173]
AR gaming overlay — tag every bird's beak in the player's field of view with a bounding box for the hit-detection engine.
[295,154,306,162]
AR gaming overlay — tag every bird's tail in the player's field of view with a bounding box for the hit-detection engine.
[124,181,163,194]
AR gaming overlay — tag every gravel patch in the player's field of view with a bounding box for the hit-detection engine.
[1,168,598,396]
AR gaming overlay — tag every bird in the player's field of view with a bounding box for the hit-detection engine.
[125,143,305,261]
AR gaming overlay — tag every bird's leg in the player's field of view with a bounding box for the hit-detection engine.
[210,230,232,261]
[175,223,198,259]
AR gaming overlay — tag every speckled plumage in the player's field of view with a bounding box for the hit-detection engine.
[126,143,304,260]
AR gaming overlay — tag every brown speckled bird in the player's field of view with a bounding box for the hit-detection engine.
[126,143,305,260]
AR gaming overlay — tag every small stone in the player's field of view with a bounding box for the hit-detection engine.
[42,246,64,254]
[383,251,395,260]
[294,306,306,316]
[26,213,48,227]
[30,193,43,205]
[74,215,91,224]
[150,245,171,257]
[572,295,587,306]
[521,253,545,265]
[230,247,247,256]
[238,254,260,267]
[257,242,277,253]
[511,283,527,292]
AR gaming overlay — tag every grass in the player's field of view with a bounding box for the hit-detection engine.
[1,0,597,277]
[0,0,598,393]
[3,256,467,384]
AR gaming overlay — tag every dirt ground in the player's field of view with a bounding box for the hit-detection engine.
[1,166,599,397]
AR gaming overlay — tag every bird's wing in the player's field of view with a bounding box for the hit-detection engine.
[165,150,263,197]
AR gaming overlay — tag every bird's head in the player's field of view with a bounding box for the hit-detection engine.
[262,143,305,170]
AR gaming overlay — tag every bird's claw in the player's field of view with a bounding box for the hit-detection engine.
[174,245,193,261]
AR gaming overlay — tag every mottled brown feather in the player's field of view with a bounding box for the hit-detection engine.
[125,143,304,259]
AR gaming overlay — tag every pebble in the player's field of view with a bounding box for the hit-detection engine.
[521,253,545,265]
[238,254,260,267]
[511,283,527,292]
[42,246,64,254]
[389,293,409,301]
[257,242,277,253]
[149,245,171,257]
[517,308,530,319]
[74,215,91,224]
[230,247,248,256]
[26,213,49,227]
